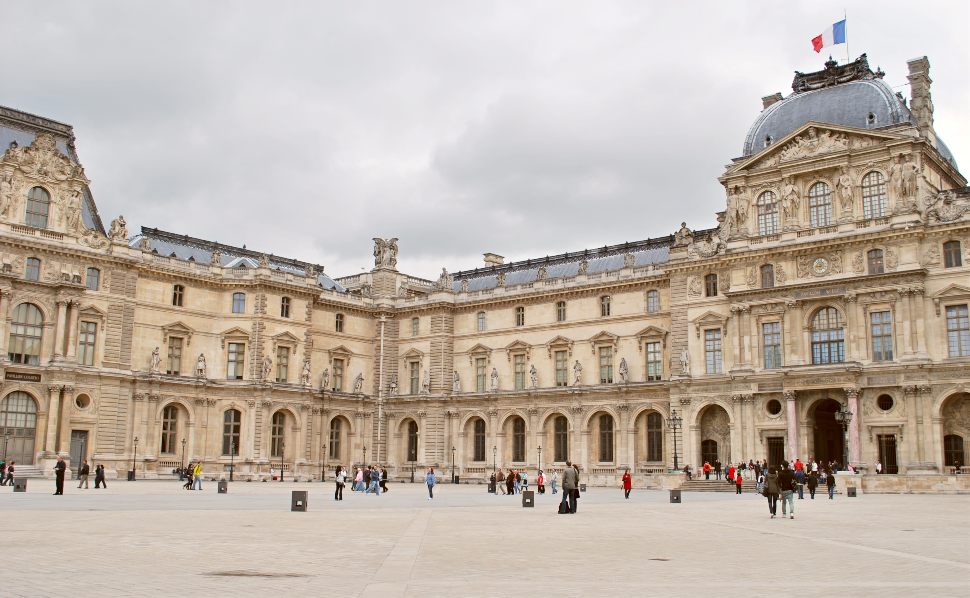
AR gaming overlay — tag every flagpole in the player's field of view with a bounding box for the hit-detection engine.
[844,9,850,64]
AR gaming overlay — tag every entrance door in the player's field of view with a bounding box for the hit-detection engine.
[0,392,37,465]
[69,430,88,475]
[767,437,785,468]
[812,399,845,465]
[878,434,898,474]
[701,439,718,465]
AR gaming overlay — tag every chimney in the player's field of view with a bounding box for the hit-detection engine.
[483,253,504,267]
[762,92,783,109]
[907,56,936,145]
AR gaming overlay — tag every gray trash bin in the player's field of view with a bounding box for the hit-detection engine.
[218,480,228,494]
[521,490,535,508]
[127,470,136,481]
[453,475,460,484]
[579,483,587,492]
[846,486,857,497]
[291,490,308,512]
[669,489,682,503]
[13,478,27,492]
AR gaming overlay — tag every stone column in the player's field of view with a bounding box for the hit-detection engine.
[65,300,81,361]
[910,287,927,356]
[0,287,11,358]
[784,390,798,461]
[899,289,914,356]
[57,386,75,455]
[843,387,860,465]
[678,398,693,468]
[44,385,62,454]
[784,300,803,365]
[843,293,859,361]
[145,394,160,459]
[246,400,257,461]
[52,300,68,358]
[302,403,312,463]
[731,394,744,463]
[902,385,920,468]
[528,407,540,469]
[730,307,743,370]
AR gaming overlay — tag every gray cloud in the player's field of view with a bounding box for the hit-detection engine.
[5,1,967,278]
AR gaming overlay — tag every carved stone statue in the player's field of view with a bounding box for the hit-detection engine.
[836,166,854,214]
[196,353,207,378]
[388,374,398,395]
[372,237,399,269]
[210,250,221,266]
[490,367,499,392]
[460,279,469,293]
[496,272,506,287]
[889,155,905,198]
[782,177,800,221]
[301,358,312,386]
[0,173,12,217]
[618,357,629,384]
[537,265,548,279]
[138,237,151,251]
[572,360,583,385]
[902,156,920,198]
[435,268,454,291]
[452,371,460,393]
[529,364,538,388]
[150,347,161,374]
[321,367,330,390]
[421,370,430,394]
[353,373,364,394]
[679,348,690,375]
[108,215,128,241]
[577,259,589,275]
[262,355,273,380]
[673,222,693,247]
[727,186,749,233]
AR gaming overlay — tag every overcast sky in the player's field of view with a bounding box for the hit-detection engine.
[6,1,968,279]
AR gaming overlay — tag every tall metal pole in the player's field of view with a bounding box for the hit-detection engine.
[229,441,235,482]
[493,445,497,493]
[321,444,326,482]
[451,446,456,484]
[279,440,285,482]
[131,436,138,481]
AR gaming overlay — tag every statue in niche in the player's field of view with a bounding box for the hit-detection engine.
[0,173,12,217]
[727,186,749,233]
[321,368,330,390]
[460,279,469,293]
[490,367,499,392]
[108,215,128,241]
[618,357,629,384]
[452,371,460,393]
[150,347,161,374]
[782,177,800,221]
[572,360,583,385]
[196,353,207,378]
[529,364,538,388]
[421,370,430,394]
[673,222,693,247]
[372,237,399,269]
[353,373,364,394]
[210,250,221,266]
[64,189,83,233]
[261,356,273,381]
[388,374,398,395]
[836,166,854,214]
[902,156,920,198]
[301,358,312,386]
[679,348,690,375]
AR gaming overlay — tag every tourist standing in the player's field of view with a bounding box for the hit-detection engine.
[714,460,722,480]
[826,469,837,499]
[334,466,345,501]
[794,467,806,499]
[192,461,203,490]
[735,471,743,495]
[703,461,711,480]
[496,469,506,494]
[354,467,364,492]
[380,467,389,493]
[561,460,578,514]
[77,459,90,489]
[765,467,780,517]
[807,471,818,499]
[875,460,883,474]
[367,466,381,496]
[53,456,66,495]
[536,470,545,494]
[94,463,106,488]
[778,462,795,519]
[550,470,558,495]
[426,467,436,500]
[506,470,515,496]
[621,468,632,499]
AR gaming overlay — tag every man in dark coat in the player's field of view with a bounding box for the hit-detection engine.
[53,456,67,495]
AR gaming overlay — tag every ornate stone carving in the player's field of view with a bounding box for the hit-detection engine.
[452,371,460,393]
[796,253,842,278]
[718,271,731,293]
[852,251,865,274]
[924,188,970,223]
[210,250,221,266]
[79,228,109,249]
[776,126,848,162]
[687,276,703,297]
[420,370,430,394]
[775,263,787,284]
[921,244,941,267]
[617,357,629,384]
[885,247,898,271]
[434,268,454,291]
[725,186,750,236]
[490,367,499,392]
[0,172,12,218]
[496,272,506,287]
[149,347,161,374]
[529,364,538,389]
[261,355,273,381]
[572,360,583,385]
[196,353,207,378]
[3,133,84,182]
[460,279,469,293]
[687,232,726,259]
[352,373,364,394]
[623,253,635,269]
[836,166,854,216]
[108,215,128,242]
[679,348,690,375]
[537,265,548,280]
[746,267,757,288]
[372,238,399,269]
[781,177,800,223]
[672,222,693,248]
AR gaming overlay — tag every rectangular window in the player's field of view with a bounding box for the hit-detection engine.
[870,311,894,362]
[513,354,526,390]
[645,342,662,381]
[172,285,184,307]
[167,337,183,375]
[946,304,970,357]
[276,346,290,382]
[332,358,344,391]
[943,241,963,268]
[231,292,245,314]
[477,312,486,332]
[599,346,613,383]
[85,268,100,291]
[600,296,611,317]
[556,301,567,322]
[410,361,420,395]
[280,297,290,318]
[554,350,568,387]
[475,358,486,392]
[515,306,525,327]
[25,258,40,281]
[762,322,782,369]
[411,317,419,336]
[227,342,245,379]
[705,274,718,297]
[646,291,660,313]
[335,313,344,333]
[704,329,722,374]
[77,321,97,366]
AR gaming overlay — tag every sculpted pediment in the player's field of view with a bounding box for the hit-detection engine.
[465,343,492,365]
[931,284,970,316]
[219,326,250,347]
[544,335,574,358]
[270,330,299,349]
[730,123,904,173]
[690,310,728,338]
[401,347,425,361]
[588,331,618,354]
[504,340,531,361]
[162,321,195,346]
[635,325,669,348]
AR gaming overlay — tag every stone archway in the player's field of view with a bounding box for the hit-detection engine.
[810,398,845,465]
[698,404,731,467]
[941,393,970,469]
[0,391,38,465]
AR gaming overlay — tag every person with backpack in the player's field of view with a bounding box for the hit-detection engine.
[807,470,819,499]
[778,462,795,519]
[794,467,806,499]
[764,466,780,518]
[94,463,106,488]
[560,460,578,514]
[334,466,346,501]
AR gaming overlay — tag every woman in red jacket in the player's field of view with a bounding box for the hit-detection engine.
[621,468,632,499]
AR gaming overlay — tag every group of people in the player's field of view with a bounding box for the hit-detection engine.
[181,462,204,490]
[0,457,107,494]
[343,465,389,496]
[760,460,839,518]
[0,460,15,486]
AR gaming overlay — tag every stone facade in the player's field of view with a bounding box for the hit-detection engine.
[1,55,969,484]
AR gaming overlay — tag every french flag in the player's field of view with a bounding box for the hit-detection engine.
[811,19,846,53]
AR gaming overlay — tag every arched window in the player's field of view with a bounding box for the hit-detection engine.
[24,257,40,281]
[335,313,344,332]
[599,414,614,462]
[407,420,418,462]
[808,182,832,227]
[757,191,779,235]
[85,268,100,291]
[553,415,569,462]
[328,418,342,459]
[514,306,525,327]
[477,311,487,331]
[646,290,660,313]
[8,303,43,365]
[944,240,963,268]
[222,409,241,456]
[512,417,526,462]
[231,292,246,314]
[944,435,965,468]
[172,284,184,307]
[160,405,179,454]
[280,296,290,318]
[646,412,663,461]
[600,296,611,317]
[556,301,567,322]
[473,418,486,461]
[25,186,50,228]
[761,264,775,288]
[861,171,886,219]
[867,249,885,274]
[811,307,845,364]
[0,392,38,465]
[271,411,286,458]
[704,274,718,297]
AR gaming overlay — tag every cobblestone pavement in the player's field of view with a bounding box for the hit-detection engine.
[4,479,969,597]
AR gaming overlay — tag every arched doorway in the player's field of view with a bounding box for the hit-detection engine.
[698,404,731,466]
[811,398,845,465]
[0,392,37,464]
[941,393,970,470]
[328,416,351,466]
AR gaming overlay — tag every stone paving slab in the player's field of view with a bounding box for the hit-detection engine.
[3,480,968,597]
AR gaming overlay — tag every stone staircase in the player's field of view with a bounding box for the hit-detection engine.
[679,478,759,493]
[6,465,46,479]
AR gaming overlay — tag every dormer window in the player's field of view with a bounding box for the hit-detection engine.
[764,135,773,147]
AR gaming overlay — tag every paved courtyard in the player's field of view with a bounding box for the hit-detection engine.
[3,479,969,597]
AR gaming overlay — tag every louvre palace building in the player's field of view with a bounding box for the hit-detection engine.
[1,54,968,490]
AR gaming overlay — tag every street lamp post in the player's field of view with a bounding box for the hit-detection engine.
[321,444,327,482]
[179,438,186,480]
[130,436,139,481]
[363,445,367,469]
[537,445,542,473]
[3,431,10,461]
[410,457,415,483]
[279,440,285,482]
[667,410,683,472]
[833,404,853,469]
[451,446,456,484]
[492,445,497,494]
[229,441,235,482]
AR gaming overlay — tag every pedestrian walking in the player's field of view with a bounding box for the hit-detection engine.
[621,468,632,499]
[53,455,66,495]
[779,462,795,519]
[560,460,578,514]
[537,470,545,494]
[426,467,436,500]
[192,461,203,490]
[826,469,836,499]
[380,467,389,493]
[735,472,743,494]
[765,466,780,518]
[714,460,722,480]
[703,461,711,480]
[77,459,90,489]
[506,470,515,496]
[520,470,528,491]
[550,471,558,495]
[794,468,806,499]
[1,461,12,486]
[0,461,6,485]
[94,463,106,488]
[496,469,506,495]
[367,466,381,496]
[807,471,818,499]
